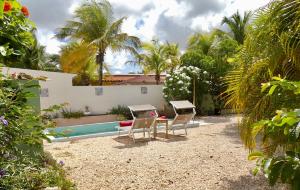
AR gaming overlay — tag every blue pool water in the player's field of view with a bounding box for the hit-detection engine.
[48,122,119,138]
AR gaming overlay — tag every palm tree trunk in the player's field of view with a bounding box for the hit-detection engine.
[96,51,105,85]
[155,72,160,85]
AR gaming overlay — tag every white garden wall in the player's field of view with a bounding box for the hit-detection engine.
[2,67,164,114]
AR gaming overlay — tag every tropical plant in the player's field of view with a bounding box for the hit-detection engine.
[60,42,98,75]
[56,0,140,85]
[221,11,252,44]
[182,31,239,112]
[225,0,300,149]
[247,78,300,189]
[17,38,47,70]
[0,0,35,66]
[164,42,182,71]
[135,40,180,84]
[0,68,75,189]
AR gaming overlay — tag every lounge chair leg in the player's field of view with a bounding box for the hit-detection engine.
[143,128,145,138]
[132,132,135,143]
[148,129,151,141]
[185,127,188,135]
[172,128,175,135]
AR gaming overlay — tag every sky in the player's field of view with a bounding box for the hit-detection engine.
[20,0,270,74]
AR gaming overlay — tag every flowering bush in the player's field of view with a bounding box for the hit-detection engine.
[0,0,34,65]
[1,0,29,17]
[0,69,75,189]
[163,66,209,102]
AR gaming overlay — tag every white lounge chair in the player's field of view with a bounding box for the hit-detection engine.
[169,100,196,135]
[127,104,158,143]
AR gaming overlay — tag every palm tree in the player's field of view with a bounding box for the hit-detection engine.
[59,42,98,75]
[221,11,251,44]
[225,1,300,149]
[136,40,170,85]
[19,39,47,70]
[56,0,140,85]
[164,42,181,71]
[187,30,227,55]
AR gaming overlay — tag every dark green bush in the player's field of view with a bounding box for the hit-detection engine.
[62,108,84,119]
[109,105,132,120]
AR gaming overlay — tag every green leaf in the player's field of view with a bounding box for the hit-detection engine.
[272,76,283,81]
[251,121,266,137]
[248,152,264,161]
[281,162,294,183]
[261,82,270,92]
[268,85,278,95]
[269,160,284,186]
[252,166,260,176]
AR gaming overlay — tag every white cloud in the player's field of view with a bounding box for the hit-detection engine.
[105,49,131,70]
[36,30,64,54]
[32,0,270,73]
[191,0,270,32]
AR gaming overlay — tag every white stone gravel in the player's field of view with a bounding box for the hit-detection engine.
[44,116,287,190]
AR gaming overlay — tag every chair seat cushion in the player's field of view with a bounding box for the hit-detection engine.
[159,115,167,119]
[119,121,133,127]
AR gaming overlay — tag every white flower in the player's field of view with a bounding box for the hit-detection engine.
[178,80,183,84]
[203,71,208,74]
[169,78,173,81]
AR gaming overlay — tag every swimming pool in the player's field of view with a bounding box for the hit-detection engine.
[46,121,121,142]
[46,120,205,142]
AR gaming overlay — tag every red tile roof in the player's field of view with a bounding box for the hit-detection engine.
[103,74,165,85]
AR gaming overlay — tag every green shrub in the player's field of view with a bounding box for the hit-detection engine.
[110,105,132,120]
[0,69,75,189]
[62,109,84,119]
[248,78,300,189]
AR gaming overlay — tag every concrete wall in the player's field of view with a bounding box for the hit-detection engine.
[2,67,165,114]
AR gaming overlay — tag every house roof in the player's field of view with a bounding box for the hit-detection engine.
[103,74,166,85]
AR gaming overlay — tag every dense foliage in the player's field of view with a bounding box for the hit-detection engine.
[0,70,74,189]
[0,2,74,189]
[225,0,300,188]
[248,78,300,189]
[180,32,239,113]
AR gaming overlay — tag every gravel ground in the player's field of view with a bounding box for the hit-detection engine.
[44,116,287,190]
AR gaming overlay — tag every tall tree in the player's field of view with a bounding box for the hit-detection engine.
[56,0,140,85]
[164,42,181,71]
[221,11,251,44]
[137,40,171,84]
[59,42,98,75]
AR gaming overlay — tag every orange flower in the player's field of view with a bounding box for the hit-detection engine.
[21,6,29,17]
[3,1,12,12]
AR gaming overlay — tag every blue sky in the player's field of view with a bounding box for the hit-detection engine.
[21,0,270,74]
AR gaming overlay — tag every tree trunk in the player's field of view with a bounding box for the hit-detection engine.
[96,51,105,86]
[155,72,160,85]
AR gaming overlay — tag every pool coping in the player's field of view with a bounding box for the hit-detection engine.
[46,120,213,142]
